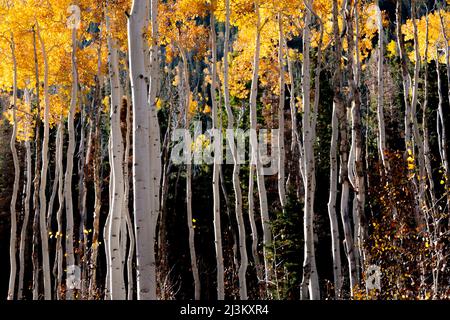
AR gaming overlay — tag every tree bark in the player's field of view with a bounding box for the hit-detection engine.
[210,11,225,300]
[8,33,19,300]
[106,11,126,300]
[64,26,78,300]
[36,22,52,300]
[249,0,271,295]
[300,0,320,300]
[128,0,158,299]
[224,0,248,300]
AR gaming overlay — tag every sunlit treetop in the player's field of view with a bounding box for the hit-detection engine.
[159,0,209,63]
[402,10,450,63]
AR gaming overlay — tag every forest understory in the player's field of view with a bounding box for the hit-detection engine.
[1,0,450,301]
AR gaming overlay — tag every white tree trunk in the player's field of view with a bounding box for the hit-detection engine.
[277,13,286,211]
[8,34,19,300]
[438,8,450,218]
[224,0,248,300]
[18,137,32,299]
[248,165,263,295]
[128,0,158,299]
[180,49,201,300]
[148,0,163,288]
[249,1,271,294]
[300,1,320,300]
[210,13,225,300]
[332,0,357,296]
[106,12,126,300]
[37,23,52,300]
[54,116,65,300]
[376,0,389,172]
[328,102,343,298]
[64,27,78,300]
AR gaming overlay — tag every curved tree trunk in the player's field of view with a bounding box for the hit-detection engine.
[376,0,389,172]
[300,0,320,300]
[8,34,19,300]
[54,116,64,300]
[106,11,126,300]
[277,13,286,211]
[36,23,52,300]
[249,0,271,296]
[210,12,225,300]
[224,0,248,300]
[64,26,78,300]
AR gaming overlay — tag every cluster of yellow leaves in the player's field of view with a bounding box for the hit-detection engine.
[406,149,415,171]
[188,92,199,117]
[192,134,210,154]
[0,0,114,142]
[3,98,35,142]
[159,0,209,63]
[402,10,450,63]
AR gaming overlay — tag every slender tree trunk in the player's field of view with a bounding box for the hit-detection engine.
[223,0,248,300]
[436,48,450,219]
[300,0,320,300]
[36,23,52,300]
[333,0,357,296]
[106,11,126,300]
[422,12,437,217]
[19,89,33,299]
[180,49,201,300]
[328,102,343,298]
[123,88,135,300]
[8,34,19,300]
[249,0,271,295]
[89,43,103,300]
[54,116,64,300]
[210,12,225,300]
[18,137,32,299]
[64,26,78,300]
[147,0,163,298]
[347,0,367,276]
[396,0,412,150]
[277,13,286,211]
[376,0,389,172]
[77,106,88,298]
[411,1,427,224]
[437,7,450,219]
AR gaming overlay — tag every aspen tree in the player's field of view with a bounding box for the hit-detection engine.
[376,0,389,172]
[346,0,366,277]
[332,0,357,296]
[223,0,248,300]
[300,0,320,300]
[437,6,450,219]
[249,0,272,295]
[31,24,42,301]
[36,22,52,300]
[64,22,78,301]
[7,33,19,301]
[106,8,126,300]
[128,0,159,299]
[277,13,286,211]
[210,10,225,300]
[54,115,65,300]
[89,44,103,299]
[18,132,32,299]
[179,50,201,300]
